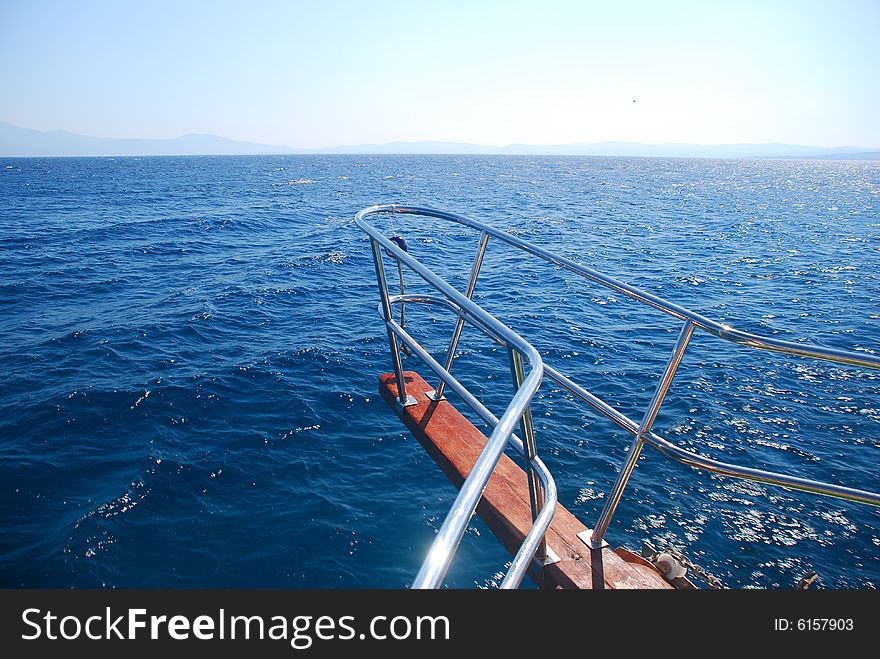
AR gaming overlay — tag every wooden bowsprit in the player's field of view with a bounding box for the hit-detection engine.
[380,371,672,590]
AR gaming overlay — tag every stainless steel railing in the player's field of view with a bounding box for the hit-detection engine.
[356,203,880,585]
[359,207,557,589]
[384,294,557,588]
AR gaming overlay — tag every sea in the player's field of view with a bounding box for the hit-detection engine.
[1,154,878,589]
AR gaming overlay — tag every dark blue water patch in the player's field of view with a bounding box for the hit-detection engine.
[1,154,878,589]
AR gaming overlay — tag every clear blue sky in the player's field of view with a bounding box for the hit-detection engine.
[1,0,878,148]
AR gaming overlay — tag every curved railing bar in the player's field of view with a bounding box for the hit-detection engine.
[357,204,880,371]
[383,307,557,588]
[395,320,544,589]
[357,214,551,588]
[358,210,543,365]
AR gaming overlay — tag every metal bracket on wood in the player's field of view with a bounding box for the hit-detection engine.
[538,546,561,566]
[424,389,446,402]
[577,529,610,550]
[394,395,419,412]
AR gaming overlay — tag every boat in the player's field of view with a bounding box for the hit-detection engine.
[355,203,880,589]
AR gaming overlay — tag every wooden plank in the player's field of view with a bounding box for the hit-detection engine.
[380,371,672,589]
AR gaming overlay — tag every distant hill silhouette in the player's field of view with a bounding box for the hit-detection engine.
[0,122,289,157]
[2,121,879,159]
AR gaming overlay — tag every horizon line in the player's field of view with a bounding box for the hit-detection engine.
[3,121,880,160]
[3,120,880,152]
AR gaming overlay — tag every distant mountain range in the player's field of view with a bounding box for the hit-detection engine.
[0,122,288,157]
[2,121,879,160]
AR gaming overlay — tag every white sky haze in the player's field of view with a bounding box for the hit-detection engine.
[1,0,878,148]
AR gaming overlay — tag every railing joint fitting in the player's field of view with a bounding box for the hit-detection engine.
[394,394,419,411]
[577,529,610,550]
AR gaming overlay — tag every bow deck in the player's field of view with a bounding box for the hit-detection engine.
[380,371,672,589]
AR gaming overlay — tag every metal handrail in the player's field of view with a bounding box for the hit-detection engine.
[358,209,556,589]
[356,203,880,584]
[385,303,557,588]
[360,204,880,370]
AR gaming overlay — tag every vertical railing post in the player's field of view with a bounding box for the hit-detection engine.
[429,231,490,401]
[508,346,547,562]
[370,237,416,409]
[587,320,696,547]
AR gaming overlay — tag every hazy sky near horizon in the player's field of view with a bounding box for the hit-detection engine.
[2,0,879,148]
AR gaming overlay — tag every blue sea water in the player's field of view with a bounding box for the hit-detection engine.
[1,154,878,589]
